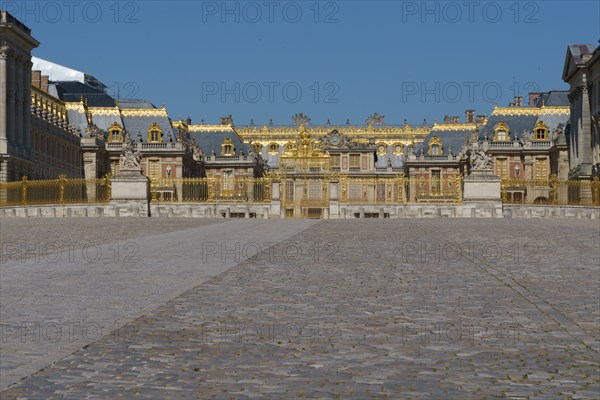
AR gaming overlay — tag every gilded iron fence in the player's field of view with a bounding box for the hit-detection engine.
[410,175,462,203]
[0,175,111,206]
[337,175,462,204]
[150,177,271,203]
[339,176,406,204]
[501,175,600,206]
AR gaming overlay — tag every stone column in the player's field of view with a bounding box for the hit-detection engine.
[0,45,7,154]
[14,55,23,149]
[6,50,15,147]
[23,58,32,150]
[579,74,592,177]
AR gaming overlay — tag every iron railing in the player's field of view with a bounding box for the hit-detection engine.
[0,175,111,206]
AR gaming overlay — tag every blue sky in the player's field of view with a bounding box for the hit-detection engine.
[4,0,599,125]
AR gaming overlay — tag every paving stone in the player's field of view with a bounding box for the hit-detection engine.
[0,219,598,398]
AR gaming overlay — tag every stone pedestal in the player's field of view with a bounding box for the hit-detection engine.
[110,169,150,217]
[463,169,501,201]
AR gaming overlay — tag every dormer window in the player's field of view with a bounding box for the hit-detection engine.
[108,122,123,142]
[147,122,162,142]
[493,121,510,141]
[533,121,549,140]
[428,136,442,155]
[221,137,234,156]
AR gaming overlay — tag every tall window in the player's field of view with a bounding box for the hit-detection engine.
[495,158,509,178]
[431,170,441,195]
[285,180,294,202]
[330,154,340,168]
[223,170,234,192]
[534,159,548,180]
[430,144,440,155]
[309,180,322,199]
[148,160,160,177]
[349,154,360,170]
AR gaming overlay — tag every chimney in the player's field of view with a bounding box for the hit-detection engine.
[476,115,487,124]
[40,75,49,93]
[528,92,541,107]
[185,117,192,125]
[219,115,233,126]
[515,96,523,107]
[452,116,460,124]
[31,70,41,89]
[465,109,475,123]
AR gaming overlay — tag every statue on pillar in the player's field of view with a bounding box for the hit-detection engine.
[120,134,142,172]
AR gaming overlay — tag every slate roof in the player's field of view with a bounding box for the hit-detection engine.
[122,115,174,141]
[479,114,539,141]
[533,91,569,107]
[51,81,116,107]
[414,126,472,155]
[189,130,250,156]
[117,99,157,109]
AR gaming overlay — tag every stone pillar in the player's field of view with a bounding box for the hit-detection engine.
[110,168,151,217]
[463,169,501,201]
[0,45,7,154]
[23,58,32,150]
[6,51,15,147]
[15,55,23,149]
[579,75,592,176]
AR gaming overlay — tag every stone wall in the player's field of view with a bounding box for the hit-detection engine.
[1,202,598,219]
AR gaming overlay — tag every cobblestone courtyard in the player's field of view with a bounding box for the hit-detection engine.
[0,218,599,399]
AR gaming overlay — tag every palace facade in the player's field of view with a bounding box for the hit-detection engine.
[0,10,598,211]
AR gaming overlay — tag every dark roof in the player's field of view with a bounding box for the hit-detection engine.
[51,81,116,107]
[190,130,249,156]
[415,127,471,155]
[479,114,538,141]
[122,115,174,140]
[534,91,569,107]
[117,99,157,109]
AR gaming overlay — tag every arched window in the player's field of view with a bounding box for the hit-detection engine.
[268,142,279,154]
[493,121,510,141]
[533,121,549,140]
[147,122,162,142]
